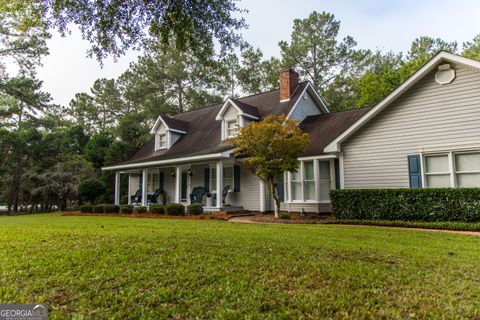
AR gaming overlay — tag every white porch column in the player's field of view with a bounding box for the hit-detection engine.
[174,166,181,203]
[114,172,121,205]
[314,159,320,202]
[259,181,266,212]
[127,174,132,205]
[141,169,148,206]
[216,161,223,208]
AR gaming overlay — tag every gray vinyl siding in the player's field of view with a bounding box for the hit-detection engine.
[288,91,321,122]
[227,166,262,211]
[128,174,140,197]
[170,132,182,147]
[161,167,176,203]
[342,64,480,188]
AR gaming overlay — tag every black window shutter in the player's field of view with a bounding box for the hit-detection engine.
[204,167,210,192]
[234,165,241,192]
[408,155,422,188]
[160,172,164,191]
[277,175,285,202]
[334,159,341,189]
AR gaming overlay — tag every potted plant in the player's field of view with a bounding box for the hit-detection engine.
[205,192,212,207]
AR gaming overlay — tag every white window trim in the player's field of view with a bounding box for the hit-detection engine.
[422,150,480,188]
[226,119,239,138]
[155,133,167,150]
[285,159,332,204]
[209,163,235,193]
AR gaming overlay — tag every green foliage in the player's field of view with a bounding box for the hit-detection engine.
[134,206,147,214]
[4,0,246,62]
[120,195,129,205]
[78,178,106,204]
[186,204,203,215]
[149,205,164,214]
[232,114,309,215]
[120,205,133,214]
[79,205,92,213]
[103,204,120,214]
[165,203,185,216]
[278,212,291,220]
[462,34,480,61]
[331,188,480,222]
[83,133,113,168]
[236,48,281,94]
[279,11,368,109]
[93,204,105,214]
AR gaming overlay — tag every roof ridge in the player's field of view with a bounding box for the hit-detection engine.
[171,81,310,118]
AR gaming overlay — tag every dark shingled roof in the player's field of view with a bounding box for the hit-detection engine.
[162,116,188,132]
[118,82,309,166]
[233,100,259,118]
[299,107,370,156]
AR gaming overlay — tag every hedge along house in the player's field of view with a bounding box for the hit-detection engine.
[103,51,480,212]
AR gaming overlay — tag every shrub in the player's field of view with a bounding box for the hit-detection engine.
[165,203,185,216]
[93,204,105,214]
[134,206,147,214]
[78,179,106,204]
[187,204,203,215]
[120,205,134,214]
[278,211,291,219]
[331,188,480,222]
[120,195,129,205]
[149,205,164,214]
[79,205,93,213]
[103,204,120,214]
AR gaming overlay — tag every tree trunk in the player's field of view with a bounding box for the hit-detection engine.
[268,178,280,218]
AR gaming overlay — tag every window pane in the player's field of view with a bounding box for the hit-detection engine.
[223,178,233,189]
[292,182,302,200]
[319,161,330,179]
[425,155,449,173]
[304,181,315,200]
[426,174,450,188]
[304,161,314,180]
[291,170,301,181]
[457,173,480,187]
[319,181,331,201]
[455,153,480,172]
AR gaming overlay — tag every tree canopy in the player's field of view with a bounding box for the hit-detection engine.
[231,114,310,217]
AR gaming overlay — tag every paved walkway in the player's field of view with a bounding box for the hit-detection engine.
[229,216,480,236]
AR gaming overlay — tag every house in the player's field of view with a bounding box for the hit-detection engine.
[103,51,480,213]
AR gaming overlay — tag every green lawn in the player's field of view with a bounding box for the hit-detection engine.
[1,214,479,319]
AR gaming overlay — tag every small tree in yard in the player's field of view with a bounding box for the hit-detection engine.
[231,114,309,217]
[78,178,106,205]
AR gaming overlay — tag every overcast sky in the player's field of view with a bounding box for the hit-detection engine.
[24,0,480,106]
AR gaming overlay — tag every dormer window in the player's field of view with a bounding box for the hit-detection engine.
[226,120,239,138]
[157,133,166,149]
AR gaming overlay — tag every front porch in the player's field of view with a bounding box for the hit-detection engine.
[113,160,243,212]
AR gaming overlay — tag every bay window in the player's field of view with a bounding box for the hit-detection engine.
[286,160,332,202]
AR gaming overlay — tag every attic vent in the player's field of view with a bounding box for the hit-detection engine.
[435,64,455,85]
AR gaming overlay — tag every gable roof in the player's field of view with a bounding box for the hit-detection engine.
[300,108,370,156]
[215,98,260,120]
[324,51,480,153]
[105,82,311,169]
[150,115,189,134]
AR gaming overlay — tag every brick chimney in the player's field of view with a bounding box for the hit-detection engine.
[279,69,299,102]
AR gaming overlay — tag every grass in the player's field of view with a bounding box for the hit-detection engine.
[1,214,480,319]
[329,219,480,231]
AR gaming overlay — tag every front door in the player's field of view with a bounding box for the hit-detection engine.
[181,170,188,202]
